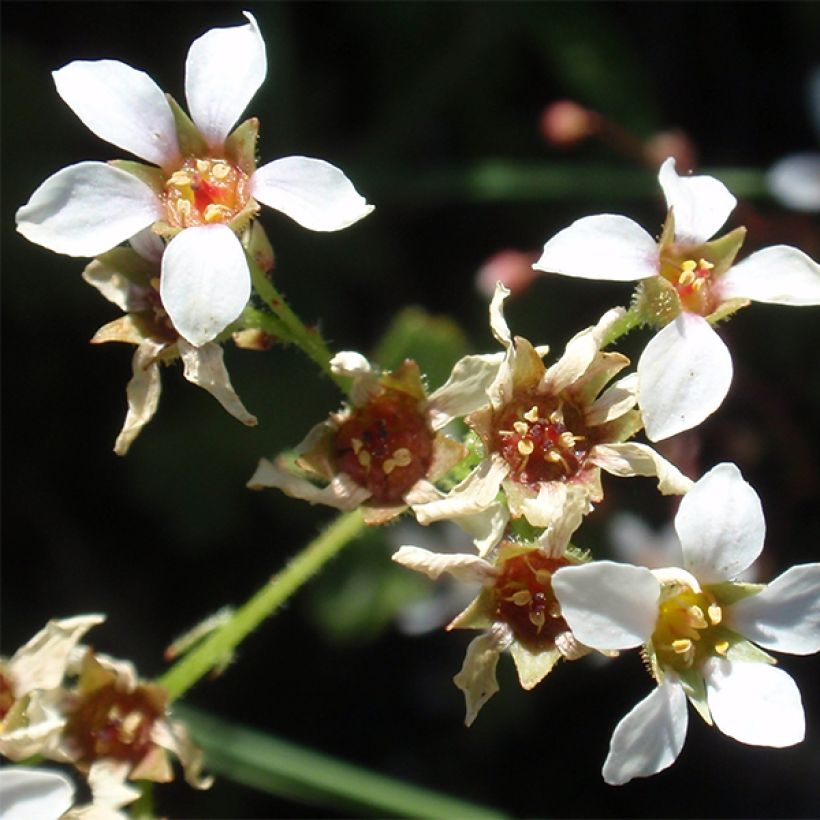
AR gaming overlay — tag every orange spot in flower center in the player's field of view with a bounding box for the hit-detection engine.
[162,157,250,228]
[490,394,590,487]
[64,681,164,765]
[493,550,571,650]
[334,390,434,504]
[663,257,718,315]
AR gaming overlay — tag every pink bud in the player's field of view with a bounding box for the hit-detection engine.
[476,249,540,298]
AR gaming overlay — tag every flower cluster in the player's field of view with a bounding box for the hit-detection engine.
[0,615,209,815]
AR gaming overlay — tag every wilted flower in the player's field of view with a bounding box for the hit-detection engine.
[411,283,691,543]
[16,12,373,347]
[535,157,820,441]
[393,538,592,725]
[83,227,256,455]
[552,463,820,784]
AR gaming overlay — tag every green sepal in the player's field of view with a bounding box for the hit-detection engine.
[707,297,750,326]
[633,275,680,328]
[701,226,747,276]
[241,221,275,274]
[509,642,560,690]
[87,245,156,288]
[109,160,165,195]
[658,209,676,250]
[166,93,208,157]
[706,580,766,607]
[725,633,776,665]
[507,517,544,543]
[448,589,493,631]
[676,667,712,725]
[225,117,260,175]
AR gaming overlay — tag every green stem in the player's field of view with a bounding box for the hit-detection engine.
[601,304,644,348]
[158,511,366,701]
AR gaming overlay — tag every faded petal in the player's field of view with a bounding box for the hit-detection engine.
[520,482,588,554]
[602,678,688,785]
[251,156,374,231]
[160,224,250,346]
[453,625,511,727]
[727,563,820,655]
[534,214,658,281]
[552,561,660,650]
[704,658,805,747]
[637,313,733,442]
[85,759,141,812]
[676,462,765,584]
[185,12,267,149]
[718,245,820,306]
[391,546,496,584]
[53,60,180,167]
[16,162,161,257]
[586,372,638,426]
[427,352,503,430]
[589,442,694,495]
[178,339,257,426]
[658,157,736,244]
[0,768,75,820]
[114,341,164,456]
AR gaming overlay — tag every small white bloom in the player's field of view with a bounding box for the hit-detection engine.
[552,462,820,784]
[16,12,373,347]
[534,158,820,441]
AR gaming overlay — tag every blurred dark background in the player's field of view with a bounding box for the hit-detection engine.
[3,2,819,817]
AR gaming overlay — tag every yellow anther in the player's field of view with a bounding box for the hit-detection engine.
[513,421,529,435]
[176,200,192,218]
[120,711,142,742]
[382,458,396,475]
[545,449,562,463]
[559,431,578,449]
[351,438,363,454]
[549,408,564,425]
[685,605,708,630]
[203,203,231,222]
[678,269,696,287]
[392,448,412,467]
[168,170,192,187]
[535,569,552,586]
[195,158,210,174]
[698,258,714,270]
[212,162,231,179]
[707,603,723,625]
[715,640,730,656]
[149,277,161,291]
[517,439,535,456]
[672,638,693,654]
[357,450,371,468]
[681,259,697,273]
[511,590,532,606]
[529,610,546,629]
[524,406,540,422]
[548,601,562,618]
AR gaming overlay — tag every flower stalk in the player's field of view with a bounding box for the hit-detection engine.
[158,510,366,701]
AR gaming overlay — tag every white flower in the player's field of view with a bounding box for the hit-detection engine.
[551,462,820,785]
[534,157,820,441]
[83,228,256,455]
[15,12,373,347]
[0,767,75,820]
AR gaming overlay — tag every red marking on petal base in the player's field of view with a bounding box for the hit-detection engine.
[493,550,571,650]
[0,672,14,720]
[490,393,590,488]
[64,682,164,765]
[335,391,433,504]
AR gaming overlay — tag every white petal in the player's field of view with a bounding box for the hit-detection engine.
[251,156,374,231]
[586,372,638,426]
[0,767,75,820]
[391,546,496,584]
[766,153,820,213]
[178,339,257,426]
[552,561,659,650]
[589,442,694,495]
[727,563,820,655]
[602,679,688,785]
[676,462,765,584]
[330,351,373,379]
[160,225,250,346]
[53,60,180,167]
[488,282,513,346]
[8,614,105,694]
[113,341,164,456]
[427,352,503,430]
[185,12,267,149]
[718,245,820,306]
[637,313,733,442]
[704,658,805,747]
[86,759,141,811]
[521,483,588,554]
[534,214,658,281]
[129,226,165,263]
[453,625,511,727]
[658,157,736,244]
[16,162,161,257]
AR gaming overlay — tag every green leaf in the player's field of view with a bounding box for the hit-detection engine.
[173,704,507,819]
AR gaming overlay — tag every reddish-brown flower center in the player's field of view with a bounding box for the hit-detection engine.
[334,390,434,504]
[162,157,250,228]
[492,550,571,650]
[63,682,164,765]
[490,393,590,488]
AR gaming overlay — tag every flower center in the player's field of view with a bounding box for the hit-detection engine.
[334,390,434,504]
[162,157,250,228]
[490,394,589,487]
[663,257,717,315]
[651,583,727,673]
[63,681,164,765]
[492,549,571,650]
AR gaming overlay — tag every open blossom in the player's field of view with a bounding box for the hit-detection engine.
[534,157,820,441]
[83,227,257,455]
[248,351,491,529]
[15,12,373,348]
[411,283,692,543]
[551,463,820,785]
[393,538,592,726]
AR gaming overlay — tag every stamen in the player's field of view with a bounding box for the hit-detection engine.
[357,450,371,468]
[529,610,546,630]
[517,439,535,455]
[715,640,729,656]
[203,203,231,222]
[523,406,540,422]
[707,603,723,625]
[672,638,693,654]
[511,590,532,606]
[513,421,529,435]
[392,448,412,467]
[168,170,192,187]
[382,458,396,475]
[351,438,363,454]
[535,570,552,586]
